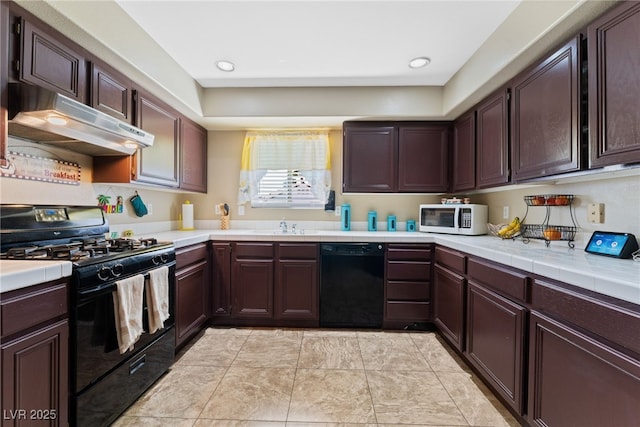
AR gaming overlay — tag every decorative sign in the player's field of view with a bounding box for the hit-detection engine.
[0,151,81,185]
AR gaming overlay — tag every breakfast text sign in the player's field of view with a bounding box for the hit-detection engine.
[1,151,81,185]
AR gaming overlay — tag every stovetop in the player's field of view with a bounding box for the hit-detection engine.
[1,237,171,265]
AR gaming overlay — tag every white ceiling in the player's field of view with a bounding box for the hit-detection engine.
[115,0,521,88]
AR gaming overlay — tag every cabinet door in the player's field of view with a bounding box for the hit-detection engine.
[451,111,476,192]
[528,311,640,427]
[211,243,231,317]
[90,61,132,123]
[476,88,510,188]
[466,281,526,414]
[343,123,396,192]
[433,264,465,351]
[19,18,86,102]
[1,319,69,426]
[134,89,180,187]
[1,3,8,170]
[511,36,582,181]
[232,259,274,318]
[180,118,208,193]
[588,2,640,167]
[398,124,449,192]
[275,259,318,320]
[175,260,209,348]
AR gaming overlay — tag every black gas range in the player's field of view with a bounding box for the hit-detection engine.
[1,205,176,426]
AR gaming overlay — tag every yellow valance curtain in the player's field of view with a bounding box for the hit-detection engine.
[238,130,331,207]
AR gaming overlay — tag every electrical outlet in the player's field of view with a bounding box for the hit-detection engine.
[238,205,245,216]
[335,205,342,216]
[588,203,604,223]
[214,204,221,215]
[147,204,153,215]
[503,206,509,219]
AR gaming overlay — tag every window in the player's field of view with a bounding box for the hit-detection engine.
[238,131,331,208]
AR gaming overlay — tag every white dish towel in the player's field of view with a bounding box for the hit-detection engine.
[112,274,145,354]
[146,266,170,334]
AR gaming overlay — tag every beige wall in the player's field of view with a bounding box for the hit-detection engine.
[2,135,638,239]
[1,138,184,226]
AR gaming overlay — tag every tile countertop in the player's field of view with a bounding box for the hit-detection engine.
[2,229,639,307]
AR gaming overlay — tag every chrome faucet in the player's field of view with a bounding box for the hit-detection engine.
[280,219,288,233]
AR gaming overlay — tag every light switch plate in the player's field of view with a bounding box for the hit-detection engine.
[588,203,604,223]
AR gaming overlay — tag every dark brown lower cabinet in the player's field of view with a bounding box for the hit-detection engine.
[433,264,465,351]
[274,243,318,320]
[231,243,274,319]
[211,242,232,317]
[1,279,69,427]
[384,244,433,328]
[466,281,526,414]
[175,243,210,348]
[528,311,640,427]
[2,320,68,427]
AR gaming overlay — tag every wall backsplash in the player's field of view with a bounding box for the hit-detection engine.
[2,135,638,241]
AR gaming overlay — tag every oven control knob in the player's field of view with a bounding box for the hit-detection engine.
[152,254,168,265]
[112,263,124,277]
[98,266,112,281]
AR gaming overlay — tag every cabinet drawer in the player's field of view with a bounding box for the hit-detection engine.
[387,261,431,281]
[532,279,640,357]
[386,301,430,321]
[1,280,68,338]
[467,258,529,303]
[176,242,208,269]
[435,246,466,274]
[387,244,432,261]
[386,281,430,300]
[278,243,318,259]
[234,242,274,259]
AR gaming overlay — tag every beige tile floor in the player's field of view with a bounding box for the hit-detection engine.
[114,328,521,427]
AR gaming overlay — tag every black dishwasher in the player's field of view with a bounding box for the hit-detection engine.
[320,243,385,328]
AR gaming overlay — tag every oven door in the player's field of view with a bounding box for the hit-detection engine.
[72,265,175,394]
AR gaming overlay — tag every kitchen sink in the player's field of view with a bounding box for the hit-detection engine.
[247,229,319,235]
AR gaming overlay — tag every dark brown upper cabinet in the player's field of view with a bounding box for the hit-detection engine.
[588,1,640,168]
[398,123,450,192]
[451,111,476,192]
[1,2,9,170]
[476,87,510,188]
[511,36,582,181]
[343,121,450,193]
[17,18,86,102]
[90,61,132,123]
[179,117,208,193]
[134,88,180,187]
[343,123,397,192]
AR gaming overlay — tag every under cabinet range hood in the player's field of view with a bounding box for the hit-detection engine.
[8,83,154,156]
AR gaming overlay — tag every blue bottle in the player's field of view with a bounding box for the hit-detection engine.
[406,219,416,232]
[387,215,397,232]
[341,204,351,231]
[368,211,377,231]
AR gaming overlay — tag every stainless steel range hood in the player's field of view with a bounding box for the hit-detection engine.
[8,83,154,156]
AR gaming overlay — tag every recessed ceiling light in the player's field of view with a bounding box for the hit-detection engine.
[216,60,235,72]
[408,57,431,69]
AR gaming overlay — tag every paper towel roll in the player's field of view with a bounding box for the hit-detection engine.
[181,201,194,230]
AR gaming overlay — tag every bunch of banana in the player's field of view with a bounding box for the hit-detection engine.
[498,217,521,238]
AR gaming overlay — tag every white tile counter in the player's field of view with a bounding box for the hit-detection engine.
[3,229,638,306]
[0,260,72,293]
[149,228,640,306]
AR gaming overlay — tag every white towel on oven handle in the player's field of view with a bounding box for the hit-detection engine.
[112,274,145,354]
[146,265,170,334]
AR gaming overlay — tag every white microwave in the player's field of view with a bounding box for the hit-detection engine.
[419,204,488,235]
